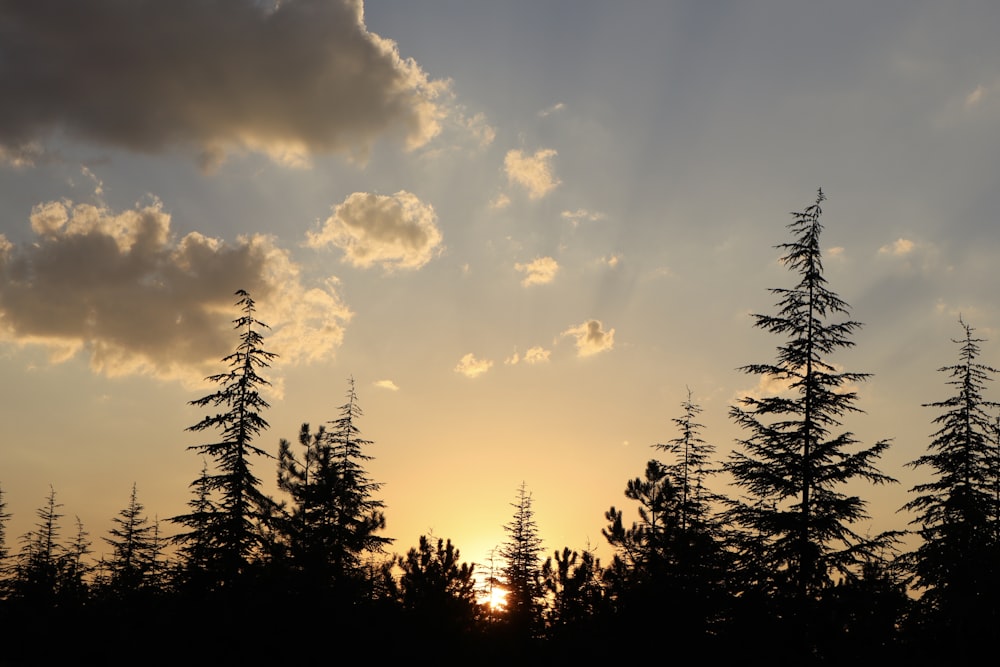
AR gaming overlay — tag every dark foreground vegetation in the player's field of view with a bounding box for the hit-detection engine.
[1,191,998,665]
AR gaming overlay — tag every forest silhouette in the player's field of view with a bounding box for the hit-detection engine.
[1,191,997,665]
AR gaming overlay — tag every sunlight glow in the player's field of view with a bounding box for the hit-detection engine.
[480,585,507,612]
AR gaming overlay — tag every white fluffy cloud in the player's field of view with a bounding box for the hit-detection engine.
[0,197,351,383]
[504,148,560,199]
[505,345,551,365]
[307,191,443,271]
[514,256,559,286]
[523,346,551,364]
[454,353,493,378]
[374,379,400,391]
[561,319,615,357]
[0,0,447,167]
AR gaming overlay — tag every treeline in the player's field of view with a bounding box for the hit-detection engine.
[1,191,999,664]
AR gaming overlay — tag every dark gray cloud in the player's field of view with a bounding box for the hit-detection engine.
[0,0,445,166]
[0,197,351,382]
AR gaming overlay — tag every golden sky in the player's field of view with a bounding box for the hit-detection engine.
[2,0,1000,569]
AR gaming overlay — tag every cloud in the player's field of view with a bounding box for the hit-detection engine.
[561,319,615,357]
[561,209,605,226]
[514,256,559,286]
[876,237,946,277]
[374,379,399,391]
[0,0,447,167]
[735,372,797,403]
[0,197,351,384]
[490,193,512,210]
[504,148,560,199]
[735,362,858,403]
[602,254,622,268]
[505,346,551,365]
[966,85,987,109]
[454,353,493,378]
[878,238,915,256]
[306,191,442,271]
[461,111,496,149]
[539,102,566,117]
[0,141,50,168]
[523,346,551,364]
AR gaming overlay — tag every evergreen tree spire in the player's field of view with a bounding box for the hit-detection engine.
[499,482,543,635]
[172,289,277,589]
[724,190,896,603]
[901,318,1000,651]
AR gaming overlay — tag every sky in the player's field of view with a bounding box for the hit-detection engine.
[2,0,1000,571]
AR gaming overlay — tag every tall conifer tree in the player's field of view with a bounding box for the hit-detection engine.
[902,319,1000,650]
[724,190,896,605]
[102,483,155,596]
[656,389,718,534]
[13,487,63,604]
[276,377,390,594]
[172,290,277,588]
[0,485,10,581]
[499,482,544,635]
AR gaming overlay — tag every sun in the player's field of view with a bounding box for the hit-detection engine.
[478,584,508,613]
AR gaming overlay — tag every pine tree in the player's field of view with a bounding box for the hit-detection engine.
[172,290,277,589]
[541,546,605,634]
[901,318,1000,651]
[12,487,64,605]
[477,546,504,623]
[170,460,218,590]
[724,190,896,609]
[603,451,729,649]
[499,482,544,635]
[656,388,719,533]
[59,517,91,606]
[0,484,10,589]
[101,483,155,596]
[397,535,478,623]
[276,377,390,595]
[603,460,677,574]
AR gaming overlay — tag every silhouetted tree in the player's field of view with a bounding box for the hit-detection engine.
[541,546,606,638]
[397,535,478,626]
[170,460,217,590]
[818,544,911,661]
[656,388,719,533]
[59,517,91,607]
[499,482,544,637]
[603,460,677,573]
[171,290,277,590]
[276,378,391,597]
[11,487,63,605]
[0,485,9,592]
[901,318,1000,654]
[603,455,729,650]
[723,190,896,654]
[101,484,155,597]
[654,391,732,641]
[477,545,504,623]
